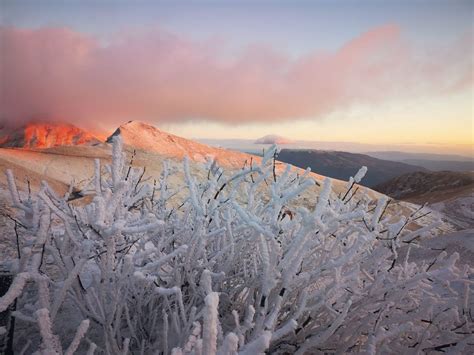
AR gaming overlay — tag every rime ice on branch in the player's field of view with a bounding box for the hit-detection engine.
[0,137,471,354]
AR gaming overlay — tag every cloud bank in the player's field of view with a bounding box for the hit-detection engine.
[255,135,294,145]
[0,25,471,128]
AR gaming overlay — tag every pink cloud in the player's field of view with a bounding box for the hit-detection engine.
[0,25,471,128]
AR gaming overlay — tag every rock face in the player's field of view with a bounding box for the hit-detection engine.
[0,122,101,148]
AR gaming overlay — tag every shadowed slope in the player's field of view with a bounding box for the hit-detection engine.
[277,149,427,187]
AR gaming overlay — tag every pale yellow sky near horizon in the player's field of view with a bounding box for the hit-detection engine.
[158,88,473,156]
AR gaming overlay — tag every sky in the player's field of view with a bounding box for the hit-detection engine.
[0,0,473,155]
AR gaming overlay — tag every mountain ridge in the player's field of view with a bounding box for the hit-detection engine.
[106,120,270,170]
[276,148,427,187]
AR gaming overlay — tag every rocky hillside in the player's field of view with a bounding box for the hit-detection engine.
[374,171,473,201]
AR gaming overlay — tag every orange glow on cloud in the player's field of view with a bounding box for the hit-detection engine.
[0,122,100,148]
[23,123,98,148]
[0,25,471,129]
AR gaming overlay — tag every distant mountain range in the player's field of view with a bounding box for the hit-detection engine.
[374,171,473,229]
[400,159,474,172]
[366,151,474,172]
[276,149,427,187]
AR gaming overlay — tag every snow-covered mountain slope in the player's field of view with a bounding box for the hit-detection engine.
[0,121,381,201]
[429,195,474,230]
[105,121,358,193]
[398,228,474,265]
[0,121,455,234]
[108,121,270,169]
[0,122,101,148]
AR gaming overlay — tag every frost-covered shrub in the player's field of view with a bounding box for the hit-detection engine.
[0,137,472,354]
